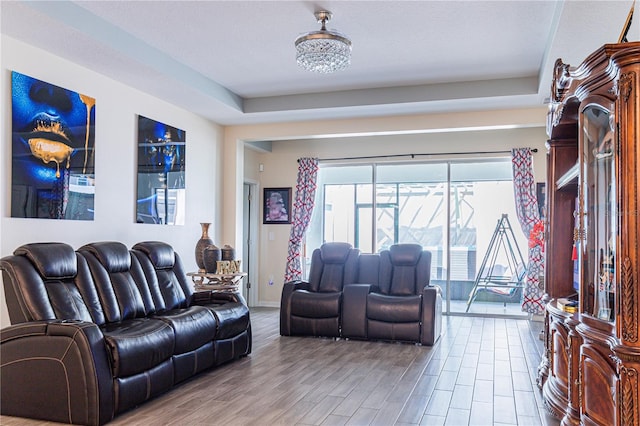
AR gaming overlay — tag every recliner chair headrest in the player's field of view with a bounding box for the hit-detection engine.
[389,244,423,266]
[79,241,131,272]
[320,242,353,263]
[132,241,175,269]
[14,242,77,279]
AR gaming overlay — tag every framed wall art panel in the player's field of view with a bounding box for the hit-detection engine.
[136,115,186,225]
[11,71,96,220]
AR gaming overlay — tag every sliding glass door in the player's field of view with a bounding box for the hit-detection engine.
[306,158,528,317]
[447,161,527,315]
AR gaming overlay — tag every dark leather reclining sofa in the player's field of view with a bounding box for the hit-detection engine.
[0,241,251,425]
[280,242,442,345]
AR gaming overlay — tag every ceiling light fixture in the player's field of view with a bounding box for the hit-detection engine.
[295,10,352,74]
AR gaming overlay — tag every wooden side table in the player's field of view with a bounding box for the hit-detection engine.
[187,272,247,293]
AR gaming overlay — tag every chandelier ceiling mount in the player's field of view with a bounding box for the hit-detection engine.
[295,10,352,74]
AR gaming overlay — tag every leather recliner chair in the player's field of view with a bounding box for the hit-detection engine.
[0,242,115,425]
[280,242,360,337]
[131,241,251,367]
[343,244,442,345]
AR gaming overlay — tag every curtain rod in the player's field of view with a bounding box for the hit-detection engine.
[298,148,538,163]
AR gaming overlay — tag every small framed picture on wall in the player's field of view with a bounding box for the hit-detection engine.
[264,187,291,224]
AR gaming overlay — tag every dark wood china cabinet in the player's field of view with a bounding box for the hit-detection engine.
[539,41,640,426]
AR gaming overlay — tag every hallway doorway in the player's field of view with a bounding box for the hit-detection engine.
[243,181,259,307]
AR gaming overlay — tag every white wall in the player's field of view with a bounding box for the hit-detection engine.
[1,36,224,327]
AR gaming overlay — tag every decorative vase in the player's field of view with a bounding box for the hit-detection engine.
[195,223,214,272]
[203,245,221,273]
[221,244,236,261]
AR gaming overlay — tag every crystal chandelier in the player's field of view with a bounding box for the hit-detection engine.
[295,10,352,73]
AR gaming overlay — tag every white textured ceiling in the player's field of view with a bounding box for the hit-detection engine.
[1,1,636,125]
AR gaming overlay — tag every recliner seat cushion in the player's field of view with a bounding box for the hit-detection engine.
[81,242,132,273]
[132,242,192,311]
[307,242,356,292]
[290,290,341,318]
[153,306,217,354]
[367,293,421,322]
[389,265,418,296]
[318,264,346,292]
[319,242,353,263]
[101,318,175,377]
[206,302,250,340]
[368,319,421,342]
[382,244,424,296]
[14,243,77,279]
[3,243,104,324]
[133,241,175,269]
[389,244,423,266]
[79,242,149,322]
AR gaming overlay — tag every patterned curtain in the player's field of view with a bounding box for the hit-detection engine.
[511,148,545,315]
[284,157,320,282]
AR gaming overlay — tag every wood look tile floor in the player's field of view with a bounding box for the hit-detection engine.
[1,308,561,426]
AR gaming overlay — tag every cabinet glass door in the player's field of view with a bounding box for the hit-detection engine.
[581,105,617,322]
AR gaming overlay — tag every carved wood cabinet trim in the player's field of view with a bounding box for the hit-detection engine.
[622,257,638,343]
[619,366,638,426]
[618,69,638,347]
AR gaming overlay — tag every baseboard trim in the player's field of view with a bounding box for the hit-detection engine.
[253,301,280,308]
